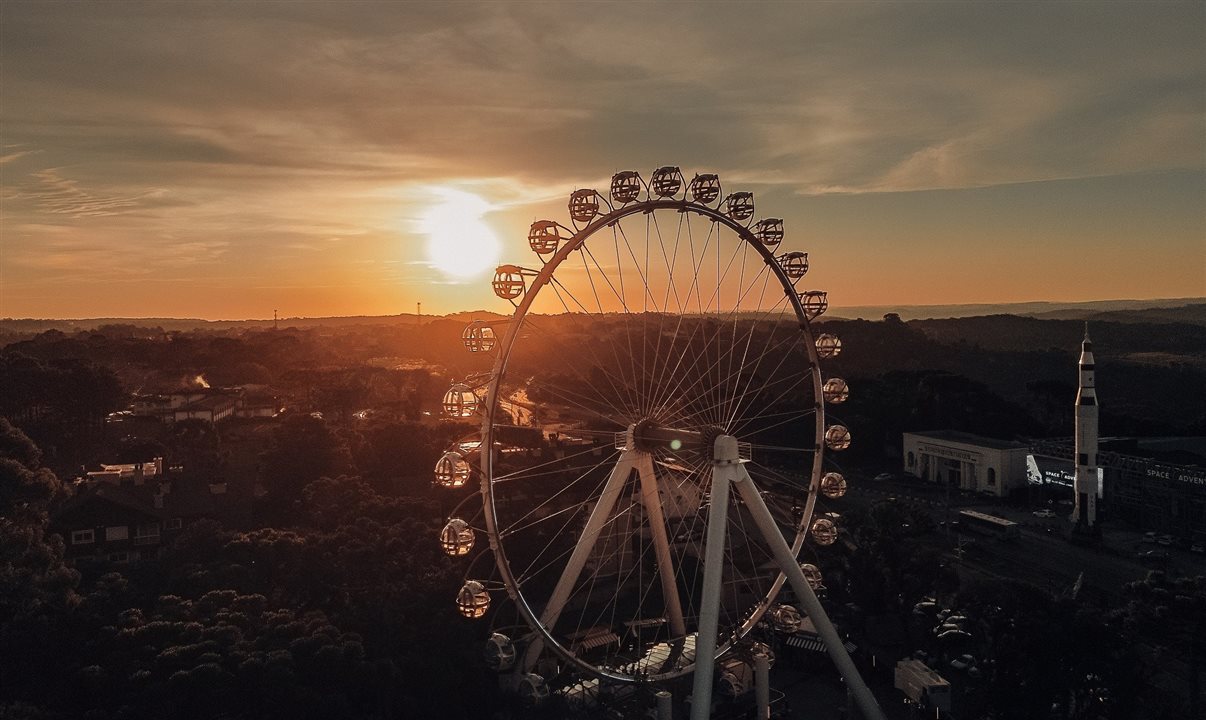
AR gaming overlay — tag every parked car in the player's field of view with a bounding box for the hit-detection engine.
[1032,509,1056,519]
[1191,542,1205,554]
[913,601,938,616]
[950,654,976,671]
[968,665,984,679]
[1143,532,1158,544]
[1157,534,1174,547]
[937,629,973,642]
[874,472,894,482]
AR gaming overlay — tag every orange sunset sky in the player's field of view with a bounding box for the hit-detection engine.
[1,2,1203,320]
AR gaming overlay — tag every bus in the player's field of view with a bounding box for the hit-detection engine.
[958,509,1020,540]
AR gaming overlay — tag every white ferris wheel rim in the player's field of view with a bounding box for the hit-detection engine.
[478,192,831,685]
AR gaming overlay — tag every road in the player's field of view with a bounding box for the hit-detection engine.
[847,475,1206,601]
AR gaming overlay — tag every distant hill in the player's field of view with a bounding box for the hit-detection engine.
[909,315,1206,366]
[0,314,429,335]
[4,298,1202,336]
[830,297,1205,323]
[1028,303,1206,326]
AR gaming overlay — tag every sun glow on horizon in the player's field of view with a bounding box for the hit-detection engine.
[420,189,501,280]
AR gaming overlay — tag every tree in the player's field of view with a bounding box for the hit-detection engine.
[258,415,353,512]
[0,420,80,711]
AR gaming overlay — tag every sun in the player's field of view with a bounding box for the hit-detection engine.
[420,189,501,279]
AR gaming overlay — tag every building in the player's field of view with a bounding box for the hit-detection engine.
[51,475,227,564]
[1029,437,1206,541]
[132,386,278,424]
[86,457,165,484]
[902,430,1030,497]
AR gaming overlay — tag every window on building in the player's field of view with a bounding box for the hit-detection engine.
[108,552,130,563]
[907,452,916,468]
[71,529,95,545]
[987,468,997,487]
[166,518,183,530]
[105,525,129,541]
[134,523,160,545]
[1078,453,1089,465]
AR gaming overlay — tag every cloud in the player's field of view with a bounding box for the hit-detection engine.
[0,1,1201,316]
[5,168,175,217]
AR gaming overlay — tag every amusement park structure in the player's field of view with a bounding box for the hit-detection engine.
[434,167,885,720]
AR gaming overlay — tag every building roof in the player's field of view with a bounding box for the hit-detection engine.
[54,477,218,525]
[178,394,237,412]
[905,430,1028,451]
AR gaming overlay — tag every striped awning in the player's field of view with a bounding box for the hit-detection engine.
[571,631,620,652]
[783,634,858,655]
[785,634,825,652]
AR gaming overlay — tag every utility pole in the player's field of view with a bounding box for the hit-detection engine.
[417,302,422,325]
[273,309,278,331]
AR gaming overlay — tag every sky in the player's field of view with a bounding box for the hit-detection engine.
[1,1,1203,320]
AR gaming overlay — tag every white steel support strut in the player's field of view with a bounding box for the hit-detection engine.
[636,452,687,638]
[521,449,637,671]
[726,437,887,720]
[689,438,736,720]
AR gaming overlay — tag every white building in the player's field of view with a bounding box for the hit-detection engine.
[902,430,1029,497]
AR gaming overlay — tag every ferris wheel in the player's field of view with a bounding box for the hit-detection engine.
[436,168,883,719]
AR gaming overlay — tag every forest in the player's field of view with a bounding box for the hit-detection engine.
[1,311,1203,719]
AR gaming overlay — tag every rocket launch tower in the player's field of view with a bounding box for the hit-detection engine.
[1072,324,1099,530]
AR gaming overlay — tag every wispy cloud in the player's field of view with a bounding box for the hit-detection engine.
[8,168,171,217]
[0,1,1201,316]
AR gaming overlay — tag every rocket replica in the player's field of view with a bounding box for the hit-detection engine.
[1072,324,1099,529]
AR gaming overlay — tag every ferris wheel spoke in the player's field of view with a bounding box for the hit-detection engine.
[638,215,718,419]
[719,243,753,429]
[548,272,642,419]
[652,211,687,314]
[649,312,793,432]
[518,320,630,425]
[645,270,785,426]
[519,450,638,669]
[716,310,807,432]
[654,238,759,428]
[499,449,621,537]
[730,377,818,439]
[614,222,664,315]
[721,248,770,427]
[516,370,629,430]
[708,298,798,414]
[533,295,636,419]
[576,244,653,416]
[726,340,816,437]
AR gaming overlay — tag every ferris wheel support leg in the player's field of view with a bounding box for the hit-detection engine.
[520,450,637,672]
[689,456,735,720]
[729,454,887,720]
[636,452,687,639]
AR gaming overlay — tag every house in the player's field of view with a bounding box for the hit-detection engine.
[86,457,165,484]
[171,394,237,423]
[131,386,279,424]
[51,476,224,564]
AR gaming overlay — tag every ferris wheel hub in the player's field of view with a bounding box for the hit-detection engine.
[629,418,722,454]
